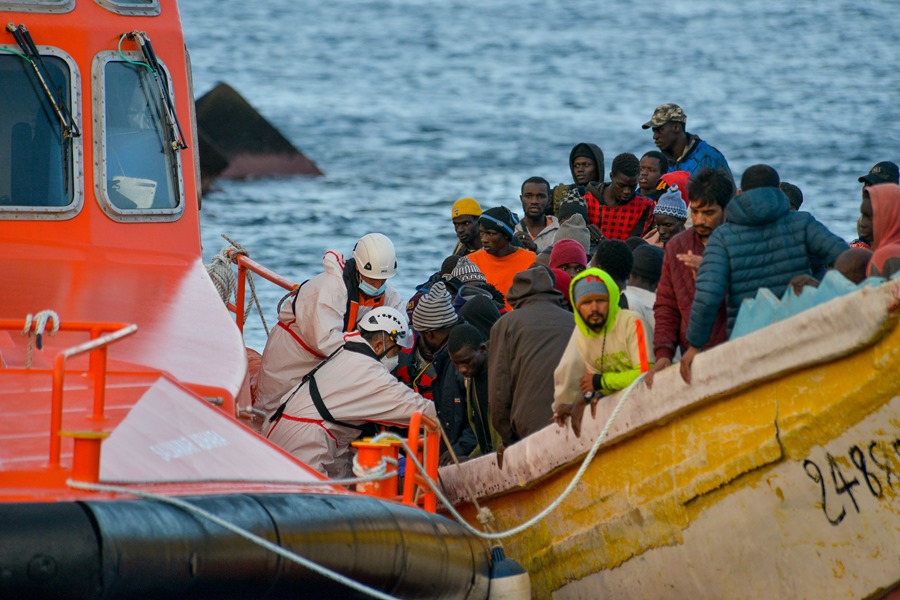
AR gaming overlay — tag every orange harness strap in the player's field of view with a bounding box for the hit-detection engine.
[634,319,649,373]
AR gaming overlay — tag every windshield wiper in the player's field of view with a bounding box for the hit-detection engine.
[6,23,80,139]
[124,31,188,153]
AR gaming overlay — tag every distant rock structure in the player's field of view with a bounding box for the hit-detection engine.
[195,82,323,192]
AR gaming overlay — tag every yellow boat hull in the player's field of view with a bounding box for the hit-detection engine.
[442,280,900,598]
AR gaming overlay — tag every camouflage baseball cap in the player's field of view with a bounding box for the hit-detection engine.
[858,161,899,186]
[642,103,687,129]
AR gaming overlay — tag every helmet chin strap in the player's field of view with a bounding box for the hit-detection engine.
[376,331,394,359]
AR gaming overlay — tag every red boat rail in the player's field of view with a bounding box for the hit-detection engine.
[352,411,441,512]
[225,248,298,333]
[0,318,137,473]
[402,411,441,512]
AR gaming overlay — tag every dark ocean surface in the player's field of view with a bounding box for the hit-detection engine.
[181,0,900,350]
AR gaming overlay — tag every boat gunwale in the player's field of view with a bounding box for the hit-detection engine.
[439,278,900,505]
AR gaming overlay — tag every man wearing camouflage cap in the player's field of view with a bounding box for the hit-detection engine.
[643,103,732,180]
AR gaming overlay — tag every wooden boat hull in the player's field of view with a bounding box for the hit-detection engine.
[440,279,900,598]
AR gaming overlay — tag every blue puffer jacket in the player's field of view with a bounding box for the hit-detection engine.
[686,187,848,347]
[668,134,733,180]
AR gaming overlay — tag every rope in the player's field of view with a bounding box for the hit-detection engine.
[374,374,643,541]
[220,233,269,335]
[60,376,637,598]
[21,310,60,368]
[205,247,239,305]
[435,421,497,535]
[352,453,397,480]
[204,235,269,333]
[66,479,401,600]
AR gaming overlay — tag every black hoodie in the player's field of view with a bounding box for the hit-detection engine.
[552,142,606,214]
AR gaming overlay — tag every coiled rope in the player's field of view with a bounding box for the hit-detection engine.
[21,309,60,368]
[204,234,269,334]
[352,453,397,480]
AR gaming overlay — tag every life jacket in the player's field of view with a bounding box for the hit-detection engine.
[281,257,388,357]
[395,335,437,401]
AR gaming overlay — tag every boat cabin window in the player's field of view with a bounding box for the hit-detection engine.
[0,50,81,218]
[0,1,74,14]
[96,55,183,221]
[93,0,159,17]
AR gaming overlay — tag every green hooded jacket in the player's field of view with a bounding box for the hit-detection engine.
[553,268,653,408]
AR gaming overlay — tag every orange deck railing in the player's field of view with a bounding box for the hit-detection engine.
[225,249,298,334]
[0,319,137,474]
[401,411,441,512]
[353,412,441,512]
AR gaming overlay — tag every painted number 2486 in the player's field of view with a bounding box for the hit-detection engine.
[803,439,900,526]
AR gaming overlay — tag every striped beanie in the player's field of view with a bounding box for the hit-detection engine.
[654,186,688,221]
[451,257,486,284]
[412,281,459,332]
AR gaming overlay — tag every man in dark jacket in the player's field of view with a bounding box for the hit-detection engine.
[646,168,732,388]
[552,142,605,213]
[488,267,574,461]
[680,165,848,383]
[409,281,476,458]
[448,323,496,458]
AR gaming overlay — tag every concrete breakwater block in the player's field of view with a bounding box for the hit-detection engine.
[195,82,323,190]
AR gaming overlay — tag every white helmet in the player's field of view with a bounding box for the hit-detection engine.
[353,233,398,279]
[357,306,413,349]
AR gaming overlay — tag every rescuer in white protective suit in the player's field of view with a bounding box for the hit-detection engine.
[255,233,405,415]
[262,306,436,479]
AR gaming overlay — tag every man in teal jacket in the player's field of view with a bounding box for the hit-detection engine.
[680,165,848,383]
[643,103,733,181]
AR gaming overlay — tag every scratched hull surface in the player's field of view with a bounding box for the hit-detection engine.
[439,279,900,598]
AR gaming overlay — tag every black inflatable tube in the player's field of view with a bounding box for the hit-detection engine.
[0,494,490,599]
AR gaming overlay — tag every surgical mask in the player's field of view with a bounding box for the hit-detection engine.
[359,279,386,297]
[377,332,400,372]
[381,353,399,373]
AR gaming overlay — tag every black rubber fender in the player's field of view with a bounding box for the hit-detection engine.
[0,494,491,599]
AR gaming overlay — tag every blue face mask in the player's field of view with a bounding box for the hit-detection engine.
[359,279,386,297]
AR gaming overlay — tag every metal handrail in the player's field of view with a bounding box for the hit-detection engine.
[0,318,138,468]
[225,249,298,333]
[402,411,440,512]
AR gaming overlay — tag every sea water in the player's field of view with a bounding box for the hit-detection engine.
[181,0,900,351]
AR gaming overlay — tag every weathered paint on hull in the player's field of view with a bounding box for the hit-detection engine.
[445,281,900,598]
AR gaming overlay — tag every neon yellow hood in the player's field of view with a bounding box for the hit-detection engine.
[568,268,620,338]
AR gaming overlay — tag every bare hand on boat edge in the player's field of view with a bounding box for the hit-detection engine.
[554,371,602,437]
[644,356,672,389]
[679,346,700,384]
